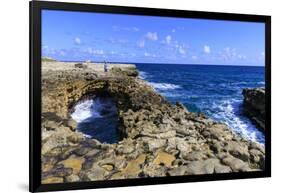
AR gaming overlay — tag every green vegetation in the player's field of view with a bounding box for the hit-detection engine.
[42,57,56,62]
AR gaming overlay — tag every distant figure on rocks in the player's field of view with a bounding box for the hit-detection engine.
[104,61,108,72]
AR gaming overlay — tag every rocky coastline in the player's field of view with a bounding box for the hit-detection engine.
[41,61,265,184]
[242,88,265,131]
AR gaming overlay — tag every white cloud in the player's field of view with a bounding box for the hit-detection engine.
[220,47,246,61]
[113,26,140,32]
[225,47,239,58]
[43,45,48,50]
[144,52,156,57]
[258,51,265,61]
[94,50,104,55]
[42,46,59,56]
[87,48,104,55]
[225,47,236,57]
[59,51,66,56]
[192,55,198,60]
[178,46,186,55]
[132,27,140,32]
[137,40,145,48]
[165,35,172,45]
[238,54,246,59]
[74,37,81,45]
[204,45,211,54]
[145,32,158,41]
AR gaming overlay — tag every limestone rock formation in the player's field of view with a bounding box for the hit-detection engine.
[242,88,265,131]
[41,62,265,184]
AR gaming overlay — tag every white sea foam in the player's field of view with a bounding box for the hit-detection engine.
[210,99,264,144]
[71,100,97,123]
[138,71,149,79]
[149,82,181,91]
[71,97,116,123]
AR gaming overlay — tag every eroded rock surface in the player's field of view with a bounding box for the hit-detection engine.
[41,62,265,184]
[242,88,265,131]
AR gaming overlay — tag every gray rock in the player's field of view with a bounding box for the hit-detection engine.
[65,174,80,182]
[144,139,166,152]
[185,159,221,175]
[167,166,188,176]
[214,164,232,173]
[182,151,207,161]
[224,141,250,162]
[222,156,251,172]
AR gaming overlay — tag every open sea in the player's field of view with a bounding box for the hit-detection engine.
[136,63,265,144]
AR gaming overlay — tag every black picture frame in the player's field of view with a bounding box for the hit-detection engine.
[30,1,271,192]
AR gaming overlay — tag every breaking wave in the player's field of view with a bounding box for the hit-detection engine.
[149,82,181,91]
[70,96,120,144]
[71,97,117,123]
[205,99,264,143]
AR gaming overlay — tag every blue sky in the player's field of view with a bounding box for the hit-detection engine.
[42,10,265,66]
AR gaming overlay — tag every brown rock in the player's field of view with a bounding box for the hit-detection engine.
[153,151,176,167]
[60,156,85,174]
[42,177,64,184]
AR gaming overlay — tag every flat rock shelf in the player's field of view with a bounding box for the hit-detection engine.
[41,61,265,184]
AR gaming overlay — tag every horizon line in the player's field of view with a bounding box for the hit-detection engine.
[42,57,264,67]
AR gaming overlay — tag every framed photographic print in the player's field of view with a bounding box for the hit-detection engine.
[30,1,271,192]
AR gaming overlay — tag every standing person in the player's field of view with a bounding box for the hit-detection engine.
[104,60,108,72]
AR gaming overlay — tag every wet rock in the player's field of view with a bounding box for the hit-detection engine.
[242,88,265,130]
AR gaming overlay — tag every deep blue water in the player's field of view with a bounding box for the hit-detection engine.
[136,63,265,144]
[71,96,120,144]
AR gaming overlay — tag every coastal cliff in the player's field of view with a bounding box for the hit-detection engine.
[41,61,265,184]
[242,88,265,131]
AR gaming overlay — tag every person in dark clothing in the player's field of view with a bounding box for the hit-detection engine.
[104,61,108,72]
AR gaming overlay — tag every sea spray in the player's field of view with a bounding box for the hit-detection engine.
[71,96,120,143]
